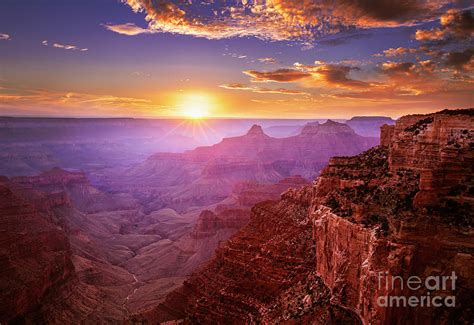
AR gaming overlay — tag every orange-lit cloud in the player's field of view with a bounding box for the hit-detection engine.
[243,69,312,82]
[415,9,474,42]
[419,60,436,73]
[0,87,167,117]
[219,83,309,95]
[374,47,418,57]
[415,28,446,41]
[381,62,417,76]
[117,0,452,42]
[238,54,473,107]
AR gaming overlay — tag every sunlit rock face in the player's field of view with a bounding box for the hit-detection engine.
[137,109,473,324]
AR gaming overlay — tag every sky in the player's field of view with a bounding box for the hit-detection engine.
[0,0,472,119]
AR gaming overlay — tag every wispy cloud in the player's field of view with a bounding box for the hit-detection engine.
[102,23,151,36]
[0,33,11,41]
[0,86,167,117]
[42,40,88,52]
[219,83,309,95]
[258,57,278,64]
[243,69,312,82]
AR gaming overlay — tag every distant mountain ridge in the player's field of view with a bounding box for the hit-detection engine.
[101,120,378,212]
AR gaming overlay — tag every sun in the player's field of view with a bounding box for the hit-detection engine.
[184,106,206,119]
[179,93,212,119]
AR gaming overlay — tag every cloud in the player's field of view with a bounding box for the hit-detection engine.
[219,83,309,95]
[419,60,436,73]
[42,40,88,51]
[258,57,278,64]
[310,64,371,88]
[131,71,152,77]
[318,33,372,46]
[381,62,416,76]
[219,83,252,90]
[102,23,151,36]
[0,86,166,116]
[439,9,474,39]
[0,33,11,41]
[415,28,446,41]
[374,47,418,57]
[223,52,248,59]
[119,0,454,42]
[445,49,474,71]
[243,69,312,82]
[415,9,474,42]
[243,61,375,92]
[292,61,374,89]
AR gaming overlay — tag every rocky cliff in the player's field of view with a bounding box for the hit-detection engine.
[136,108,473,324]
[0,178,75,324]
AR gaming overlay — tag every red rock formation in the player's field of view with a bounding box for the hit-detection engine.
[385,111,474,207]
[0,180,75,324]
[131,189,361,324]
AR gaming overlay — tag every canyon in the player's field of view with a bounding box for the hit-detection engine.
[0,117,383,323]
[1,111,472,323]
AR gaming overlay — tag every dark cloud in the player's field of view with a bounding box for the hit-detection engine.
[313,64,370,88]
[445,49,474,70]
[337,0,430,23]
[318,33,372,46]
[380,62,416,76]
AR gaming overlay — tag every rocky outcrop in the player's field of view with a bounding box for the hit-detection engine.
[307,109,473,323]
[385,110,473,208]
[0,180,75,324]
[141,108,473,324]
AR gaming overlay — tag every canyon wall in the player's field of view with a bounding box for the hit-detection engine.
[0,179,75,323]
